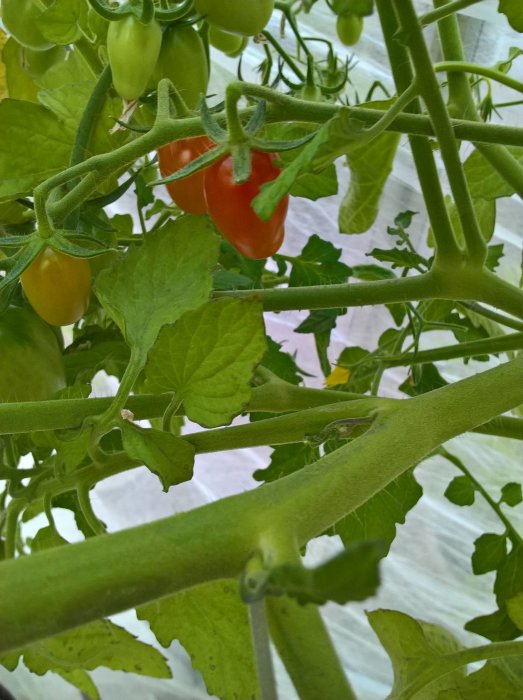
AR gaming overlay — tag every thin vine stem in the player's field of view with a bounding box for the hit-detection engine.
[249,601,278,700]
[377,331,523,367]
[393,0,487,264]
[375,0,463,266]
[77,484,106,537]
[435,61,523,96]
[420,0,487,26]
[440,447,523,548]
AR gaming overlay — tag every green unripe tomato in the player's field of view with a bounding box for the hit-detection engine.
[1,0,54,51]
[0,306,66,402]
[193,0,274,36]
[208,25,246,56]
[336,14,363,46]
[107,15,162,101]
[152,24,208,109]
[21,45,67,79]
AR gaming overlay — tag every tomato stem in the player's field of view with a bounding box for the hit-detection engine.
[77,484,106,536]
[1,358,522,652]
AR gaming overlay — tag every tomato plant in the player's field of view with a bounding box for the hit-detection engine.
[157,135,214,214]
[152,23,209,108]
[204,151,288,259]
[20,248,91,327]
[107,14,162,101]
[193,0,274,36]
[1,1,523,699]
[0,306,65,402]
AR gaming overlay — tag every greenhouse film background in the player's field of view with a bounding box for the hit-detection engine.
[0,0,522,698]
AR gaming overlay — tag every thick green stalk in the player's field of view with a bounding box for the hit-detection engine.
[266,598,356,700]
[393,0,486,263]
[216,272,437,311]
[0,358,522,653]
[0,384,356,437]
[39,85,523,224]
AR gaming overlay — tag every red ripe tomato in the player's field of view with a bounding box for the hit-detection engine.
[21,248,91,327]
[204,151,288,259]
[158,136,214,215]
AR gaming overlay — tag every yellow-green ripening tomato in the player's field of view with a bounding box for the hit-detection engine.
[193,0,274,36]
[152,24,209,109]
[21,248,92,327]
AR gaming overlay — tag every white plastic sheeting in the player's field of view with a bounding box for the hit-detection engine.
[3,1,522,698]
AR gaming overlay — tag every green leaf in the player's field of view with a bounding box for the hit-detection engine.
[2,39,39,102]
[35,51,128,170]
[486,244,504,272]
[253,120,334,220]
[289,234,351,287]
[1,619,171,699]
[464,147,523,200]
[494,545,523,604]
[437,658,523,700]
[336,345,377,394]
[253,443,320,483]
[38,0,84,44]
[261,337,306,386]
[507,592,523,631]
[498,0,523,31]
[262,540,386,605]
[339,129,400,234]
[500,482,523,507]
[290,163,338,200]
[444,476,476,506]
[213,270,255,290]
[95,217,219,360]
[369,247,427,270]
[368,609,465,700]
[295,308,344,335]
[472,533,507,575]
[400,363,448,396]
[145,298,266,428]
[467,545,523,641]
[31,526,69,552]
[351,263,396,281]
[138,580,259,700]
[331,469,422,554]
[0,99,74,201]
[465,608,520,641]
[121,423,195,492]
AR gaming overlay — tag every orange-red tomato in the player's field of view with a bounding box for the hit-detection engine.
[158,136,214,215]
[21,248,91,326]
[203,151,288,259]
